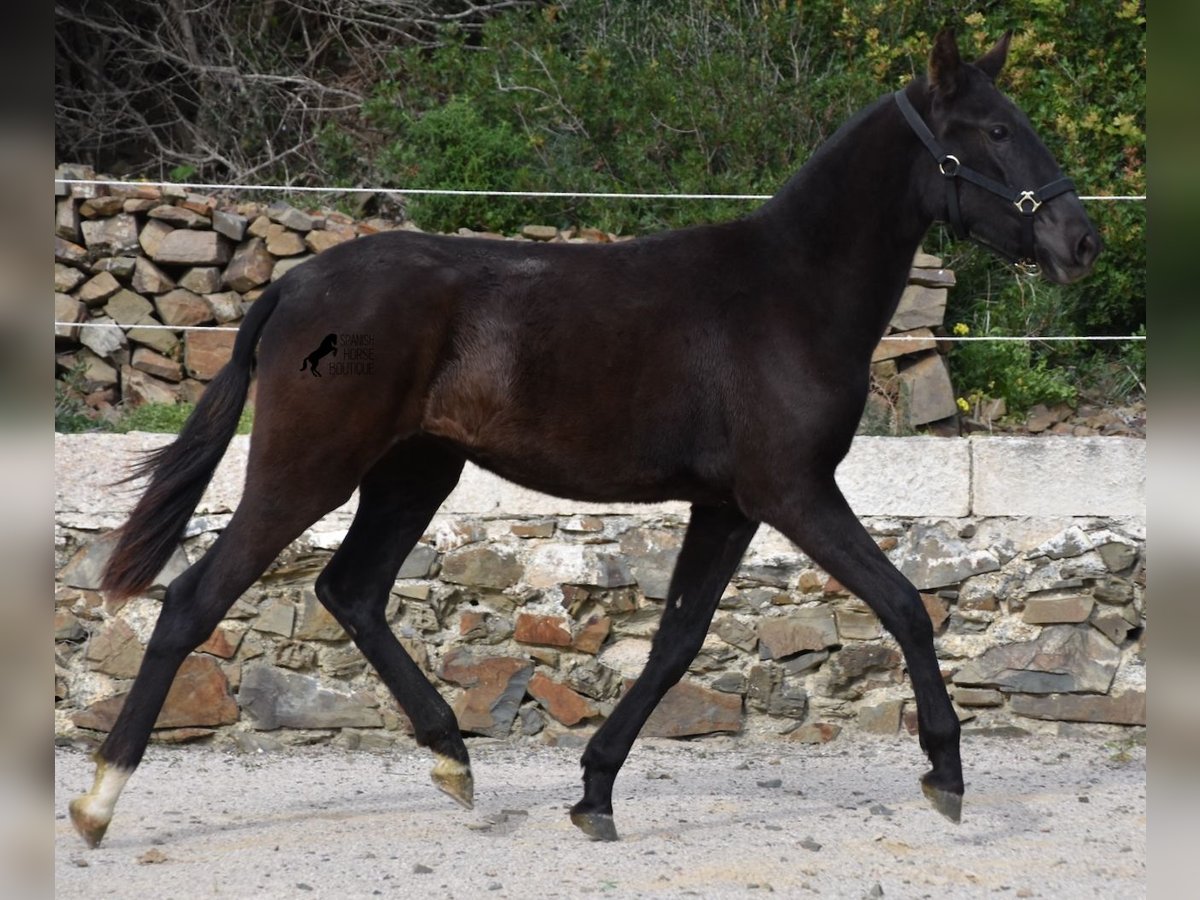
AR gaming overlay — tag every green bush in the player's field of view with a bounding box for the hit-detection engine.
[319,1,1146,415]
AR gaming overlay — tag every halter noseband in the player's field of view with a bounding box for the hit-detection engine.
[894,89,1076,277]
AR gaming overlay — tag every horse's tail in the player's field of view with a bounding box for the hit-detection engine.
[100,282,285,601]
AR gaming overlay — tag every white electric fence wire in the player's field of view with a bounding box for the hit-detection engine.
[53,177,1146,344]
[55,178,1146,204]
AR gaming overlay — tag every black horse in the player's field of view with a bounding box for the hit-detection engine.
[71,29,1099,848]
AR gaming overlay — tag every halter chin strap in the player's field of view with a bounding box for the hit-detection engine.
[893,89,1076,276]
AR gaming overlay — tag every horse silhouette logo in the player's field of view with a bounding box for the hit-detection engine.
[300,333,337,376]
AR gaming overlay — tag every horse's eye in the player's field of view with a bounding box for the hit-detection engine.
[988,124,1010,142]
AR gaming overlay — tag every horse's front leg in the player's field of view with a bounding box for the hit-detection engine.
[570,504,758,840]
[756,475,964,821]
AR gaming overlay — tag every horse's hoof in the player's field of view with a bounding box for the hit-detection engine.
[68,797,109,849]
[921,778,963,823]
[430,755,474,810]
[570,809,619,842]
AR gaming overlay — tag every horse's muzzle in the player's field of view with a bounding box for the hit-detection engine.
[1037,211,1102,284]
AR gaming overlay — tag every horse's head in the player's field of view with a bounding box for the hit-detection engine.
[905,28,1101,283]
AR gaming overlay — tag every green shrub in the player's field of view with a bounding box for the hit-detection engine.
[308,1,1149,415]
[54,362,100,433]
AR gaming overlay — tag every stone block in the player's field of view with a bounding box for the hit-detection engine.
[153,230,230,266]
[835,608,881,640]
[55,294,85,342]
[238,664,382,730]
[178,267,223,294]
[398,543,438,579]
[952,625,1119,694]
[953,687,1004,707]
[618,528,683,599]
[293,589,347,641]
[75,656,238,730]
[267,201,316,231]
[122,366,179,407]
[204,290,244,324]
[305,228,355,254]
[858,699,903,735]
[641,678,742,737]
[131,346,183,382]
[131,257,176,294]
[527,671,599,726]
[439,648,533,738]
[103,288,154,325]
[872,327,936,363]
[1023,594,1095,625]
[84,619,143,678]
[515,612,573,647]
[898,353,957,426]
[441,545,522,589]
[251,597,295,637]
[898,522,1001,590]
[126,323,179,356]
[1009,690,1145,725]
[76,271,121,307]
[56,263,86,293]
[56,197,81,241]
[138,219,174,258]
[81,214,140,255]
[572,615,611,654]
[890,284,947,331]
[184,328,236,380]
[837,437,970,517]
[524,544,633,590]
[271,255,312,281]
[212,209,248,241]
[155,288,213,327]
[757,609,838,659]
[148,205,211,229]
[971,437,1145,517]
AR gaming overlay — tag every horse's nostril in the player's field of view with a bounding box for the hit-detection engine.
[1076,230,1100,266]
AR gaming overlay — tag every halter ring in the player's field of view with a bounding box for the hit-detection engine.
[1015,191,1042,214]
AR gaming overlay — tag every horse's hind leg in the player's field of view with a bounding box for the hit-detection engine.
[69,453,362,848]
[571,504,758,840]
[312,438,474,808]
[761,477,964,822]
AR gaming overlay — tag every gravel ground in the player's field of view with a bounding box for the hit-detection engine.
[54,733,1145,899]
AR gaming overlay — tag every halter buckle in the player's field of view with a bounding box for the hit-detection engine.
[1015,259,1041,277]
[938,155,961,177]
[1015,191,1042,214]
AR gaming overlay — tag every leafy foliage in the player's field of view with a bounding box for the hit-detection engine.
[59,0,1144,417]
[329,1,1144,415]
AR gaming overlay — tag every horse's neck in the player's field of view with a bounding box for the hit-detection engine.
[753,91,932,325]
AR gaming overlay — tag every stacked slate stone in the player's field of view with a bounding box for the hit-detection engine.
[55,477,1145,748]
[863,252,959,435]
[54,164,958,428]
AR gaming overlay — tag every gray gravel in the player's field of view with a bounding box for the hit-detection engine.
[54,733,1145,899]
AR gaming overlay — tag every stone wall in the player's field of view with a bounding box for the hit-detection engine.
[54,164,958,432]
[54,434,1146,752]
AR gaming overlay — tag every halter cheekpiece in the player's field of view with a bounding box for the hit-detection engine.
[893,89,1076,276]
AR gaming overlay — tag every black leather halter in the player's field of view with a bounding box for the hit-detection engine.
[894,89,1076,276]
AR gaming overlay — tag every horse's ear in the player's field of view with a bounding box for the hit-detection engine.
[975,30,1012,81]
[928,27,963,98]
